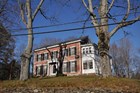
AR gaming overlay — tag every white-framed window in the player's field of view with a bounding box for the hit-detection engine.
[38,54,41,61]
[62,49,68,56]
[83,48,85,54]
[43,65,47,75]
[63,62,67,72]
[51,51,58,59]
[83,62,88,69]
[41,54,44,61]
[89,61,93,69]
[37,66,40,75]
[89,47,92,53]
[71,61,76,72]
[69,47,76,56]
[44,53,49,60]
[86,48,88,54]
[83,60,93,70]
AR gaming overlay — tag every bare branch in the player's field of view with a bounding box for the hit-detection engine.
[110,0,131,37]
[110,16,140,37]
[82,0,100,35]
[107,0,115,14]
[32,0,44,21]
[122,0,130,21]
[19,3,27,25]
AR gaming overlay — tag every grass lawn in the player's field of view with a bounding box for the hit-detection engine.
[0,75,140,92]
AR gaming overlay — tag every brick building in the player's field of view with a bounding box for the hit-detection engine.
[33,36,100,76]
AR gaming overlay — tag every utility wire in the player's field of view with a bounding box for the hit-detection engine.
[11,19,138,37]
[9,11,140,32]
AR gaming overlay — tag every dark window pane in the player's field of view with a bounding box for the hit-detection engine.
[83,62,87,69]
[89,61,93,69]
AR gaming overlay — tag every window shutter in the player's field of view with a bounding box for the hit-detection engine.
[36,55,38,61]
[69,48,71,56]
[75,61,77,72]
[74,47,76,55]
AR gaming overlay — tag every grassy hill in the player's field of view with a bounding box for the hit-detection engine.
[0,75,140,92]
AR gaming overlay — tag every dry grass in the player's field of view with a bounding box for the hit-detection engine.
[0,75,140,92]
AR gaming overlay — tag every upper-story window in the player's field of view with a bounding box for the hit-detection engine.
[69,47,76,56]
[82,47,93,54]
[52,51,58,59]
[38,54,41,61]
[83,48,85,54]
[89,47,92,53]
[86,48,88,54]
[62,49,68,56]
[36,54,38,61]
[41,54,44,61]
[44,53,49,60]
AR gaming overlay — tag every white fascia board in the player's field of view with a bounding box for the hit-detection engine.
[34,48,46,52]
[34,40,81,52]
[81,44,93,47]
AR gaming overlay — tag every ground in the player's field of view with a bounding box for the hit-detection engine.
[0,75,140,92]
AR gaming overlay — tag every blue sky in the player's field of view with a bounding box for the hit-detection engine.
[13,0,140,52]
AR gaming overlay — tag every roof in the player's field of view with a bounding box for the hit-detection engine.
[34,36,89,51]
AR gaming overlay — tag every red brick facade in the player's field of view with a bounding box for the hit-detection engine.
[33,39,84,76]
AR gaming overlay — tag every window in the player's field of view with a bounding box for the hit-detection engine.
[44,53,48,60]
[41,54,44,61]
[86,48,88,54]
[70,47,76,56]
[83,60,93,70]
[63,63,67,72]
[63,61,77,73]
[43,65,47,75]
[67,62,71,72]
[89,47,92,53]
[62,49,68,56]
[65,49,68,56]
[38,54,41,61]
[71,61,76,72]
[83,62,88,69]
[52,51,58,59]
[83,48,85,54]
[37,66,40,75]
[89,61,93,69]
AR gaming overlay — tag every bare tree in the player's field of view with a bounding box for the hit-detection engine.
[110,38,133,78]
[57,43,67,76]
[18,0,44,80]
[82,0,140,77]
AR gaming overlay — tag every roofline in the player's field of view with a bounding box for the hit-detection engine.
[34,40,81,52]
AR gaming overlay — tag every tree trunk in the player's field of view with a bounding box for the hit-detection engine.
[100,53,112,77]
[98,32,112,77]
[57,61,63,76]
[20,28,33,80]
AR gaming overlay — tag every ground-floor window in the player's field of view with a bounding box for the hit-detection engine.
[36,66,40,75]
[43,65,48,75]
[83,60,93,70]
[63,61,77,73]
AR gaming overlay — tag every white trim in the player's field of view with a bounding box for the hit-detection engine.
[34,40,81,52]
[81,44,93,47]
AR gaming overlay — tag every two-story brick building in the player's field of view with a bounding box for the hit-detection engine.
[33,36,100,76]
